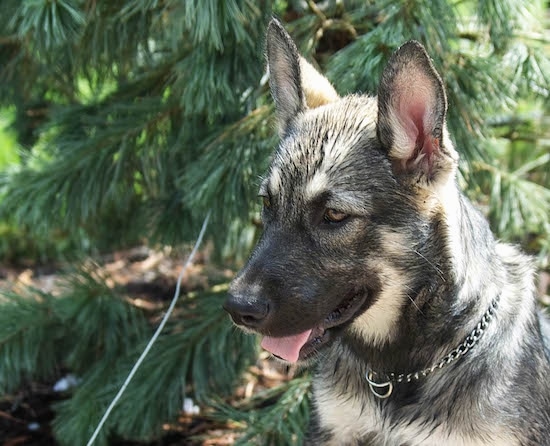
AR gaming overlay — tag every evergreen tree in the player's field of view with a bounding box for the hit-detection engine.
[0,0,548,444]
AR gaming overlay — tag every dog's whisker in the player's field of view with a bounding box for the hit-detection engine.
[383,239,446,279]
[405,293,424,315]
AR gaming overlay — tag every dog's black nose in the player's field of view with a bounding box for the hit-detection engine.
[223,293,269,328]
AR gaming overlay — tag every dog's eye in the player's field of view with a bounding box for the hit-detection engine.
[262,196,271,209]
[323,208,349,224]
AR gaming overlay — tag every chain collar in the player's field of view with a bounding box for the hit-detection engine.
[365,294,501,399]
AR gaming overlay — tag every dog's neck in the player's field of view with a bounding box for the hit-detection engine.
[365,292,501,398]
[443,183,501,301]
[339,186,504,391]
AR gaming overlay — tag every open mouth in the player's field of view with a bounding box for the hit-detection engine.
[260,291,368,363]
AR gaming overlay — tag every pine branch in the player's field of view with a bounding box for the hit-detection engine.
[52,283,257,444]
[503,42,550,98]
[173,45,264,120]
[183,106,276,259]
[477,0,533,52]
[472,151,550,244]
[179,0,266,51]
[1,260,258,444]
[0,92,172,229]
[8,0,86,51]
[56,266,150,372]
[210,376,312,446]
[0,265,150,394]
[0,288,62,393]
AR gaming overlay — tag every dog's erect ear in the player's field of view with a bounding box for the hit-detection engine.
[266,19,339,134]
[377,41,456,181]
[298,57,339,109]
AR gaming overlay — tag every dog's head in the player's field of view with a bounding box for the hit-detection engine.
[224,19,459,364]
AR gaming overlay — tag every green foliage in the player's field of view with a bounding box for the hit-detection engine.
[53,285,257,445]
[210,377,311,446]
[57,268,150,371]
[0,268,257,444]
[0,0,272,256]
[471,104,550,260]
[0,268,147,394]
[0,0,548,444]
[0,288,62,392]
[183,106,275,258]
[0,223,81,265]
[0,0,548,262]
[8,0,86,51]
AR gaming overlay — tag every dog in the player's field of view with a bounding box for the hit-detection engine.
[223,18,550,445]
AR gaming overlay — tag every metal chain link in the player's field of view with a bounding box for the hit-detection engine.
[366,294,500,397]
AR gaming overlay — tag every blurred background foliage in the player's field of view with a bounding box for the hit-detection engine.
[0,0,548,444]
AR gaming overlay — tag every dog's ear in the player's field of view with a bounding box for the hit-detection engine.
[266,19,339,134]
[377,41,456,182]
[298,57,339,109]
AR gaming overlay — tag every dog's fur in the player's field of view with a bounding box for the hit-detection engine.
[224,19,550,446]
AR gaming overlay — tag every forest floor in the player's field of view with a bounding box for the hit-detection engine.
[0,246,295,446]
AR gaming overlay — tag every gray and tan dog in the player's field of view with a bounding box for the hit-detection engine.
[224,18,550,446]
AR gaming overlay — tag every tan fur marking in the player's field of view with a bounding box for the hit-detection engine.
[349,261,407,346]
[268,166,282,195]
[299,57,339,108]
[305,171,329,198]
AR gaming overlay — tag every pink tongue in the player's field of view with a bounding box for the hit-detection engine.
[260,329,313,363]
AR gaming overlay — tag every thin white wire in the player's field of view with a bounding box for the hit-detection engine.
[86,211,211,446]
